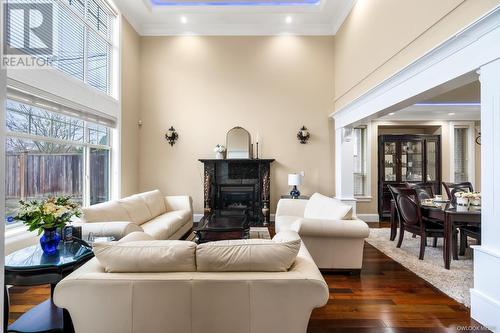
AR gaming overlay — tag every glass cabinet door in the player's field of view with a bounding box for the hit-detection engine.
[401,141,423,182]
[384,142,397,181]
[426,140,437,182]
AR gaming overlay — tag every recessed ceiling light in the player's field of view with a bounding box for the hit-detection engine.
[448,112,456,116]
[180,16,187,24]
[389,112,395,116]
[286,16,293,24]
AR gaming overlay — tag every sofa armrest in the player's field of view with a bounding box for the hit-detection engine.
[74,222,143,240]
[298,217,370,239]
[164,195,193,214]
[276,199,308,218]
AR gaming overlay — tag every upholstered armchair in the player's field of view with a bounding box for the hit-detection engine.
[275,193,370,271]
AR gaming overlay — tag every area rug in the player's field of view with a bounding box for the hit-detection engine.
[366,228,474,307]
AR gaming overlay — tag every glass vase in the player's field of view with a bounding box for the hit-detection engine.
[40,227,61,255]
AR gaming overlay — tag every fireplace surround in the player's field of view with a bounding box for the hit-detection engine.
[199,159,274,225]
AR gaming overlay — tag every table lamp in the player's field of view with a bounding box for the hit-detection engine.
[288,173,302,199]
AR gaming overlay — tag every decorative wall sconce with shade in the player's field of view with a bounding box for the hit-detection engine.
[297,126,310,144]
[165,126,179,146]
[288,173,302,199]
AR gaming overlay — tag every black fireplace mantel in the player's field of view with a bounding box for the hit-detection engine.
[199,159,274,225]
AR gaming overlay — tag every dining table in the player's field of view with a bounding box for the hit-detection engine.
[390,200,481,269]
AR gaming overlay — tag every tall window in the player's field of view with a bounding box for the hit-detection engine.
[454,127,469,182]
[8,0,116,94]
[4,99,112,226]
[353,127,367,196]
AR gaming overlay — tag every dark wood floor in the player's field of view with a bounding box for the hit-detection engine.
[7,232,488,332]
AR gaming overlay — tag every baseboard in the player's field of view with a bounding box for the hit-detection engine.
[357,214,380,224]
[471,289,500,332]
[471,246,500,332]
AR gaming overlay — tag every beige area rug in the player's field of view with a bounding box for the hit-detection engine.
[366,228,475,307]
[186,227,271,242]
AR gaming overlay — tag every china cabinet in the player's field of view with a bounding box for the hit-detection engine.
[378,134,441,218]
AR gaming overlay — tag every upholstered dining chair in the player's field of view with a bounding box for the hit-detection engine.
[442,182,474,204]
[395,189,445,260]
[388,184,410,241]
[459,225,481,256]
[407,183,435,202]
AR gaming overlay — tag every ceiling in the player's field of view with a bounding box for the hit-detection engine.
[112,0,355,36]
[377,81,481,122]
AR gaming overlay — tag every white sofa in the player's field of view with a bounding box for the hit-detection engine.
[79,190,193,240]
[54,231,329,333]
[275,194,370,270]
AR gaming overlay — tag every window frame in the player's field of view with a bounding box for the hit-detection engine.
[4,100,113,228]
[54,0,116,95]
[353,125,372,200]
[449,121,476,187]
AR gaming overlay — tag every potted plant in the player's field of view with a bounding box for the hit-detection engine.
[15,196,81,255]
[469,192,481,207]
[454,192,471,207]
[214,144,226,160]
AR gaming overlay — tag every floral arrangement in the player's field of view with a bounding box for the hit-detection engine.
[15,196,81,234]
[454,191,481,199]
[214,144,226,153]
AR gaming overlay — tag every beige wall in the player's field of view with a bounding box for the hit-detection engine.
[138,36,335,214]
[333,0,498,111]
[120,17,141,197]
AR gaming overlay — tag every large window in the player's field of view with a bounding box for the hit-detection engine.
[8,0,116,94]
[353,127,367,197]
[5,99,112,226]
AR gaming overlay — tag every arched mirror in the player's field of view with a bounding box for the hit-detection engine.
[226,127,252,159]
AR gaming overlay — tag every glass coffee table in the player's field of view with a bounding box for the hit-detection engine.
[4,241,94,333]
[194,211,250,244]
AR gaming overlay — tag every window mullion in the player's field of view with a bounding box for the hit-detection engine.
[83,121,90,207]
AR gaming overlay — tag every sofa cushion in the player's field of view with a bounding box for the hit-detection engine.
[272,230,301,242]
[196,238,301,272]
[81,201,131,223]
[140,211,188,240]
[94,240,197,272]
[304,193,352,220]
[118,231,155,243]
[118,195,152,225]
[138,190,166,218]
[274,215,301,234]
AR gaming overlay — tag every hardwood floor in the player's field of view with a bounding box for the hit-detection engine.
[7,240,488,332]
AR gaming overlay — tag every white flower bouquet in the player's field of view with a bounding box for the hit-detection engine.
[454,191,481,206]
[214,144,226,153]
[15,196,81,234]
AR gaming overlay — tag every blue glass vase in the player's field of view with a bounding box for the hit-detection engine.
[40,227,61,255]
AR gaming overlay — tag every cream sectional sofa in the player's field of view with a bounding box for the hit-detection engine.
[54,231,329,333]
[79,190,193,240]
[276,193,370,270]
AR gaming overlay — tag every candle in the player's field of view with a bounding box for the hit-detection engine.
[256,133,260,143]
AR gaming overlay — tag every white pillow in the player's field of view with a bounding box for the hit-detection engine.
[304,193,352,220]
[196,238,300,272]
[94,240,197,273]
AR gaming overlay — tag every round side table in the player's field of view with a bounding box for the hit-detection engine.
[4,241,93,333]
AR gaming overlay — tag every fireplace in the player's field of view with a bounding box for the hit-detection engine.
[199,159,274,225]
[220,185,256,211]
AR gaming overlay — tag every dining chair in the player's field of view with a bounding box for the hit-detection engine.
[459,225,481,256]
[388,184,410,241]
[395,189,445,260]
[442,182,474,203]
[407,183,435,202]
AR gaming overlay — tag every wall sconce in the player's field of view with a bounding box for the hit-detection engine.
[165,126,179,146]
[297,126,310,144]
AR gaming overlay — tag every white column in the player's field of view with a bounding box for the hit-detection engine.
[471,58,500,332]
[335,126,357,215]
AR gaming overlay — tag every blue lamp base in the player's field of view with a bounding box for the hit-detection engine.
[290,186,301,199]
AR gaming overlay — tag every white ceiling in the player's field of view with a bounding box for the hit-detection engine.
[112,0,355,36]
[378,103,481,121]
